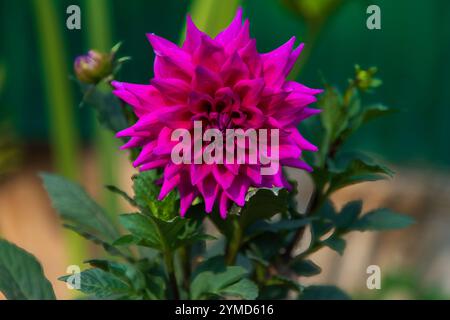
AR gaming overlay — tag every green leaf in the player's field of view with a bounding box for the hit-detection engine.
[59,268,130,299]
[106,185,136,207]
[119,213,210,252]
[300,285,350,300]
[266,275,303,293]
[319,86,347,143]
[0,239,55,300]
[311,219,334,241]
[322,234,346,255]
[119,213,163,250]
[81,84,128,133]
[86,259,146,293]
[190,256,258,300]
[327,154,394,193]
[360,104,394,125]
[211,188,289,239]
[335,201,363,230]
[351,209,414,231]
[64,224,131,259]
[246,217,312,237]
[132,171,177,221]
[221,278,258,300]
[40,173,119,241]
[291,259,322,277]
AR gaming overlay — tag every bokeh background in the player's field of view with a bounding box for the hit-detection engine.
[1,0,449,299]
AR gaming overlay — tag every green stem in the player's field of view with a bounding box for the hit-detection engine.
[164,251,180,300]
[225,219,242,265]
[179,246,191,292]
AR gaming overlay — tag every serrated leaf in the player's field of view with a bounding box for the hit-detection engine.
[291,259,322,277]
[351,209,414,231]
[132,171,177,221]
[190,256,258,300]
[64,224,131,259]
[119,213,210,252]
[59,268,130,299]
[119,213,163,250]
[221,278,258,300]
[0,239,55,300]
[327,154,394,193]
[86,259,146,292]
[40,173,119,241]
[300,285,350,300]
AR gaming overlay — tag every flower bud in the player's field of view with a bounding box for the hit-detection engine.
[74,50,113,84]
[353,65,382,91]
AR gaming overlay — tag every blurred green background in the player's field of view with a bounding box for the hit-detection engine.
[1,0,449,170]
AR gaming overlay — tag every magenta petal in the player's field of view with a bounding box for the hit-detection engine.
[219,192,230,219]
[215,8,243,44]
[158,174,180,200]
[198,176,219,213]
[281,158,313,172]
[182,15,204,53]
[261,37,296,88]
[192,66,222,95]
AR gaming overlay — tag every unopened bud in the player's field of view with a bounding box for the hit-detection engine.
[353,65,382,91]
[74,50,113,84]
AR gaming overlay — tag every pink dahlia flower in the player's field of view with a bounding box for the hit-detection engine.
[112,9,321,218]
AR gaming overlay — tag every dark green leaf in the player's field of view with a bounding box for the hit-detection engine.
[64,224,131,259]
[246,217,312,237]
[86,259,146,292]
[0,239,55,300]
[81,84,128,133]
[119,213,210,252]
[59,268,130,299]
[119,213,163,250]
[300,285,350,300]
[266,275,303,292]
[327,154,394,193]
[360,104,394,125]
[335,201,363,230]
[351,209,414,231]
[322,234,346,255]
[190,256,258,300]
[291,259,322,277]
[106,185,136,207]
[212,188,290,239]
[40,173,119,241]
[220,278,258,300]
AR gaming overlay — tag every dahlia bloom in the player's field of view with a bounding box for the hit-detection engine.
[112,9,321,218]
